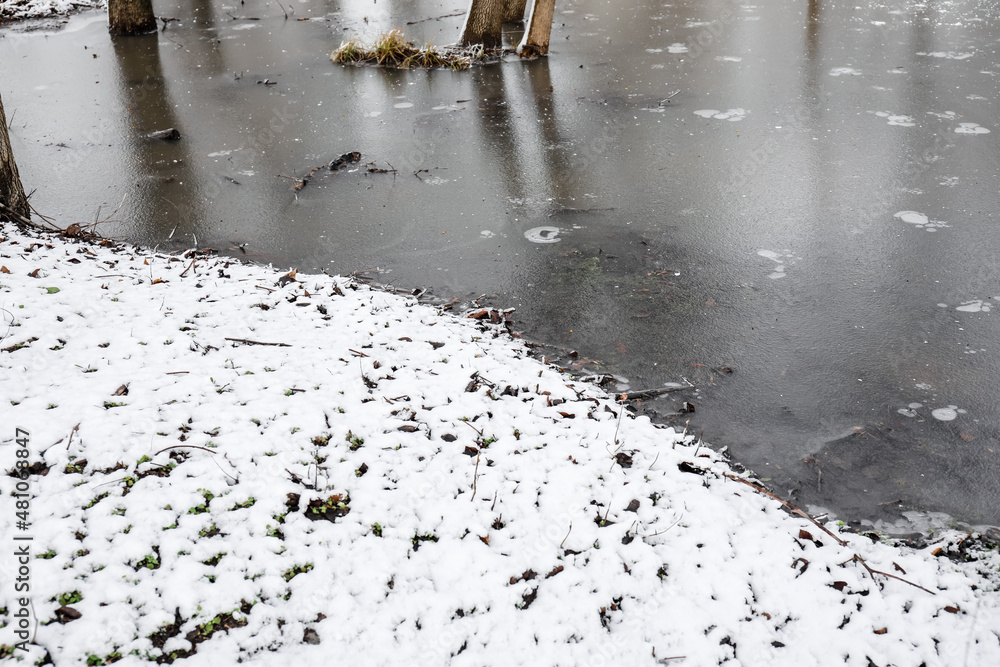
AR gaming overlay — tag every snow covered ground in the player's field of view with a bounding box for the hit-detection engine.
[0,0,103,22]
[0,219,998,666]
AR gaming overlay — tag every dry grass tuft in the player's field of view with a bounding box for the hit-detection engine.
[331,30,494,70]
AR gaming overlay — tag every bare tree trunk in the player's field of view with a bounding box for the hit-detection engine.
[517,0,556,56]
[504,0,528,22]
[0,92,29,222]
[108,0,157,36]
[460,0,505,49]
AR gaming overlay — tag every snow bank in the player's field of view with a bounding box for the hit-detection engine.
[0,0,104,22]
[0,220,998,665]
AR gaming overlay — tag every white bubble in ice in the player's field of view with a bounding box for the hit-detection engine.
[955,122,990,134]
[480,230,495,238]
[909,402,923,409]
[524,226,561,244]
[829,67,862,76]
[667,43,689,53]
[393,102,414,109]
[898,408,917,417]
[931,407,958,421]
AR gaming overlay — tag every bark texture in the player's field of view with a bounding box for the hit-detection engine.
[517,0,556,56]
[461,0,505,49]
[504,0,528,22]
[108,0,157,36]
[0,93,29,222]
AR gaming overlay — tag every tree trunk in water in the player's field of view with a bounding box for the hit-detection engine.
[461,0,505,49]
[504,0,528,22]
[108,0,157,36]
[518,0,556,56]
[0,93,30,222]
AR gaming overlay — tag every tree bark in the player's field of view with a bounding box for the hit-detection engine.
[108,0,157,36]
[517,0,556,56]
[0,92,30,222]
[504,0,528,22]
[460,0,505,49]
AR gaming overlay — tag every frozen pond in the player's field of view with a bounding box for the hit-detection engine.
[3,0,999,529]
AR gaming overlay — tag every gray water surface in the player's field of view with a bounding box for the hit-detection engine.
[3,0,999,529]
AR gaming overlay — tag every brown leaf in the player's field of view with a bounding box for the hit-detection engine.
[479,534,490,545]
[558,411,575,419]
[0,266,9,274]
[892,562,907,575]
[463,446,479,457]
[798,529,814,541]
[873,627,888,635]
[832,581,848,591]
[28,268,41,278]
[545,566,564,579]
[944,605,960,614]
[113,384,129,396]
[960,432,975,442]
[397,425,419,433]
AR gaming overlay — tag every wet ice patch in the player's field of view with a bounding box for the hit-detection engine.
[897,402,923,417]
[393,102,414,109]
[894,210,949,231]
[668,43,689,53]
[757,249,796,280]
[955,122,990,134]
[422,176,449,186]
[872,111,915,126]
[207,150,235,157]
[524,226,561,244]
[927,111,958,119]
[480,230,496,239]
[694,108,748,121]
[715,56,743,62]
[917,51,974,60]
[646,48,663,53]
[366,111,382,118]
[829,67,862,76]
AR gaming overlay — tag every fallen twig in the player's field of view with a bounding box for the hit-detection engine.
[65,423,80,451]
[723,472,847,546]
[153,444,218,457]
[406,10,466,24]
[622,386,696,401]
[842,554,936,595]
[225,337,292,347]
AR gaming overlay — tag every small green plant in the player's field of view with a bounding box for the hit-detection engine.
[411,532,438,551]
[58,590,83,606]
[202,553,226,567]
[282,563,314,582]
[103,401,126,409]
[371,523,383,537]
[36,549,56,560]
[84,493,109,509]
[86,654,105,666]
[47,403,57,409]
[230,498,256,510]
[188,489,215,515]
[251,418,261,426]
[346,431,364,451]
[136,553,160,570]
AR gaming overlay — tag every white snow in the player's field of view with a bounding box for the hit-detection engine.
[1,221,999,665]
[0,0,103,21]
